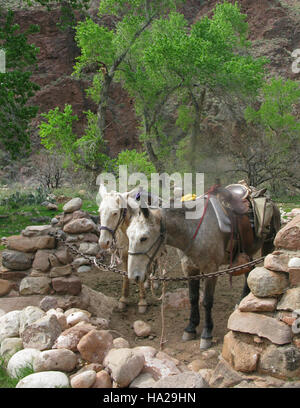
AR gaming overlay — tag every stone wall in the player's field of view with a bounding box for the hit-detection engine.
[219,215,300,381]
[0,198,114,317]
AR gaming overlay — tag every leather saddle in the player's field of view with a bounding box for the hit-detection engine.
[210,184,255,275]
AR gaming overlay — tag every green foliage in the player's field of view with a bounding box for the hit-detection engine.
[39,105,112,172]
[74,110,112,171]
[0,186,52,209]
[39,104,78,162]
[115,149,156,177]
[0,9,40,158]
[245,77,300,141]
[0,356,34,388]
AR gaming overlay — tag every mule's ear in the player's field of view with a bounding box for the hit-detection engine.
[99,184,107,198]
[140,205,150,219]
[96,184,108,207]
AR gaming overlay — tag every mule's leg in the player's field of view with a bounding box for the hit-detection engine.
[118,256,129,311]
[182,278,200,341]
[118,276,130,311]
[138,281,147,314]
[200,276,217,350]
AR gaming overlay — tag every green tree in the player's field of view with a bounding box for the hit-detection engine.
[112,2,267,174]
[73,0,183,153]
[240,77,300,191]
[39,104,112,174]
[0,9,40,159]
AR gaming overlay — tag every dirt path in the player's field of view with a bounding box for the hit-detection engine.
[0,246,246,370]
[80,247,246,369]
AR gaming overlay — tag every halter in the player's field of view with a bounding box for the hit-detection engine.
[99,207,127,241]
[128,216,166,275]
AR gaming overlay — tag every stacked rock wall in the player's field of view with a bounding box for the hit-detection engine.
[0,198,109,316]
[221,215,300,380]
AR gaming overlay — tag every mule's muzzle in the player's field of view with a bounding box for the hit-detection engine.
[99,239,111,250]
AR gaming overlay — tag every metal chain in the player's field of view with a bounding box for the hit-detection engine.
[49,230,264,282]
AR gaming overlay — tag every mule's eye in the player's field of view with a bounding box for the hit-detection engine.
[113,212,118,216]
[140,237,148,242]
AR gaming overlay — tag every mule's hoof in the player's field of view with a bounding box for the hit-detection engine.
[138,305,147,314]
[182,331,196,342]
[118,301,127,311]
[200,338,212,350]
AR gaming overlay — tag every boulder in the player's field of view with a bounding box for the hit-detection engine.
[289,258,300,286]
[32,250,52,272]
[49,265,72,278]
[7,348,41,377]
[77,265,92,274]
[63,198,82,213]
[33,349,77,372]
[103,348,145,388]
[209,357,245,388]
[21,314,62,350]
[227,309,292,345]
[238,292,277,312]
[133,320,151,337]
[52,276,82,295]
[274,215,300,250]
[113,337,130,349]
[2,250,33,270]
[142,355,181,380]
[0,279,13,296]
[16,371,70,388]
[55,248,73,265]
[222,331,260,373]
[264,251,293,273]
[19,277,51,295]
[22,225,53,237]
[19,306,46,336]
[7,235,55,253]
[39,296,59,312]
[259,344,300,379]
[247,267,289,297]
[0,337,23,358]
[52,322,96,351]
[66,311,90,326]
[77,329,113,364]
[46,309,68,330]
[79,285,118,320]
[129,372,157,388]
[277,288,300,311]
[63,218,95,234]
[78,243,100,256]
[153,372,209,388]
[92,370,112,388]
[71,370,96,388]
[0,310,21,342]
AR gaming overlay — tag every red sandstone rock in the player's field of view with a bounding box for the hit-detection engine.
[77,329,113,364]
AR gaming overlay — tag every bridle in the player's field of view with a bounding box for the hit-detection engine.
[128,216,166,274]
[99,207,127,242]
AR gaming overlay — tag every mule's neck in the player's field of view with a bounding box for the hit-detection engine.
[162,207,193,252]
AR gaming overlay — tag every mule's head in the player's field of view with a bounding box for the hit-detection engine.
[127,205,164,283]
[97,184,138,250]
